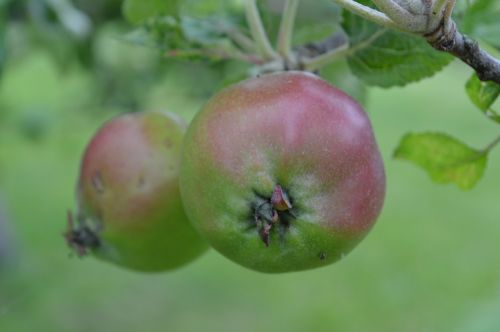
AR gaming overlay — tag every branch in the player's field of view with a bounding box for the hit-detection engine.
[333,0,500,84]
[426,21,500,84]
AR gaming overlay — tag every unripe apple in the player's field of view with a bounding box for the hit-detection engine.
[66,111,208,272]
[180,71,385,273]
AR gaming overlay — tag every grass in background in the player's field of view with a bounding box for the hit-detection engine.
[0,51,499,332]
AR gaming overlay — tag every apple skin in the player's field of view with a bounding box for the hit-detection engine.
[71,111,208,272]
[180,71,385,273]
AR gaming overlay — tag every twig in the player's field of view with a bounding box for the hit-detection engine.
[333,0,500,84]
[245,0,279,60]
[371,0,426,31]
[226,29,257,53]
[303,29,387,71]
[331,0,400,30]
[426,21,500,84]
[277,0,300,58]
[482,134,500,153]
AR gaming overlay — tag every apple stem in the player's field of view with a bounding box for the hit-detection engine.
[245,0,280,61]
[277,0,300,59]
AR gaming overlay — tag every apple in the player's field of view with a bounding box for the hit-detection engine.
[180,71,385,273]
[66,111,208,272]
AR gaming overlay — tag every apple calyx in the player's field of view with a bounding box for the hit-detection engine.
[254,184,294,247]
[64,211,100,257]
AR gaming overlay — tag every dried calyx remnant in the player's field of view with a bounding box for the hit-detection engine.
[64,211,100,257]
[253,185,296,246]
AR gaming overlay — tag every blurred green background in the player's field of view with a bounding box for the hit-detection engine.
[1,1,500,332]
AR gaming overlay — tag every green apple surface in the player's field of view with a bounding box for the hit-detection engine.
[180,72,385,273]
[67,111,208,272]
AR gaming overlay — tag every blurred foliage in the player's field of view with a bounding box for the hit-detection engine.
[0,1,500,332]
[460,0,500,48]
[1,50,500,332]
[122,0,179,24]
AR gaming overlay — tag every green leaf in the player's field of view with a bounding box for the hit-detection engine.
[122,0,179,24]
[394,133,488,190]
[461,0,500,48]
[465,73,500,122]
[123,15,241,62]
[342,10,453,87]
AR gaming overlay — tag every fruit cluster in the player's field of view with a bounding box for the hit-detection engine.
[66,71,385,273]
